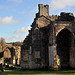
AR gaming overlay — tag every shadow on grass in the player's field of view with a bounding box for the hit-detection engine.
[1,65,75,75]
[1,70,75,75]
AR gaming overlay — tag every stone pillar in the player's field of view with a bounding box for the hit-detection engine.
[48,45,58,70]
[29,46,32,69]
[48,24,58,70]
[13,55,16,64]
[17,58,20,65]
[48,45,54,70]
[53,45,58,70]
[70,46,75,68]
[70,39,75,68]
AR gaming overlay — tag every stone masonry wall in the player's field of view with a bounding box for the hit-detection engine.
[21,4,75,70]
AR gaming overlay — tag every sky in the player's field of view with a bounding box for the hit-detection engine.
[0,0,75,43]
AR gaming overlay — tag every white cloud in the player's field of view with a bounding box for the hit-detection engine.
[8,0,23,3]
[0,16,19,24]
[4,36,25,42]
[50,0,75,10]
[14,27,31,34]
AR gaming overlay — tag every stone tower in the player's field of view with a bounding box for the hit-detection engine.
[38,4,49,16]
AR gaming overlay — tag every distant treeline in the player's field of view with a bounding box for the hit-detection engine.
[12,42,23,46]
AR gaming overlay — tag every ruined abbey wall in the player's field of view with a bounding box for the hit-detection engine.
[0,43,21,65]
[21,4,75,70]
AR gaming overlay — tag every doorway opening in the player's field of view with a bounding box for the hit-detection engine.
[57,28,73,69]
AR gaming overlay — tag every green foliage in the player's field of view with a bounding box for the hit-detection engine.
[12,42,22,46]
[0,57,3,60]
[0,50,3,52]
[0,38,6,46]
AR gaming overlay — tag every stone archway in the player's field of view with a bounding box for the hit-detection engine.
[56,28,73,69]
[4,48,11,63]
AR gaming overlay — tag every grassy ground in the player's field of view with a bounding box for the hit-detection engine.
[0,65,75,75]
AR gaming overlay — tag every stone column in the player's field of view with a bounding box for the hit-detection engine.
[29,46,32,69]
[48,45,54,70]
[48,24,58,70]
[70,38,75,68]
[53,45,58,70]
[13,55,16,64]
[48,45,58,70]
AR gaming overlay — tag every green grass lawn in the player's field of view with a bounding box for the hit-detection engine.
[0,65,75,75]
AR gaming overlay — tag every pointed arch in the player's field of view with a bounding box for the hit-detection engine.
[56,27,74,37]
[56,28,74,69]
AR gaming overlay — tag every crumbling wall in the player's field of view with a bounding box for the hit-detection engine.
[21,4,75,70]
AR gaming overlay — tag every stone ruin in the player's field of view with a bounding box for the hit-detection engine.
[13,46,21,65]
[4,46,21,65]
[0,45,4,65]
[20,4,75,70]
[0,43,21,65]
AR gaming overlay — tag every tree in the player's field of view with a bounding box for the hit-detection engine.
[0,38,6,47]
[0,38,6,61]
[12,42,22,46]
[0,38,6,50]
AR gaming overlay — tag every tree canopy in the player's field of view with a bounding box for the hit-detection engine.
[0,38,6,47]
[12,42,22,46]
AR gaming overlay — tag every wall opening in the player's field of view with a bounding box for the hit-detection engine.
[56,28,73,69]
[4,49,11,64]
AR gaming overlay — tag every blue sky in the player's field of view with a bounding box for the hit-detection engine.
[0,0,75,43]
